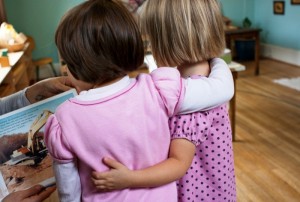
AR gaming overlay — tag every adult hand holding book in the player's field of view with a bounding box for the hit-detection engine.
[2,185,56,202]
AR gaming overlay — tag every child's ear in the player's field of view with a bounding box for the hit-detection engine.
[60,65,68,76]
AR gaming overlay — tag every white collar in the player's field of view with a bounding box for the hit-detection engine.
[76,76,132,101]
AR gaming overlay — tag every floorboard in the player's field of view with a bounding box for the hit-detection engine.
[234,58,300,202]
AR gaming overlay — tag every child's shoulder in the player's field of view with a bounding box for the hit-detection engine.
[149,67,181,80]
[135,67,182,89]
[135,67,184,104]
[53,99,74,115]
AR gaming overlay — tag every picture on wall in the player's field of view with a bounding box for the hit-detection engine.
[291,0,300,5]
[274,1,285,15]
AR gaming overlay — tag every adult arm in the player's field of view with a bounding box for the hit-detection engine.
[0,89,30,115]
[2,185,56,202]
[92,138,195,190]
[0,77,71,115]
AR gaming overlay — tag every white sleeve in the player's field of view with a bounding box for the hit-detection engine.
[0,89,31,115]
[178,58,234,114]
[53,161,81,202]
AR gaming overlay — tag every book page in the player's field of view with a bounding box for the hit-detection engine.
[0,89,77,200]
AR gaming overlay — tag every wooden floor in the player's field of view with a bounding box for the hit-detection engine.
[233,58,300,202]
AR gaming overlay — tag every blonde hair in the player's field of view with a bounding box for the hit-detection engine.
[140,0,225,66]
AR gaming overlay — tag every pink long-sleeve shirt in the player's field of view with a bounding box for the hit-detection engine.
[45,67,184,202]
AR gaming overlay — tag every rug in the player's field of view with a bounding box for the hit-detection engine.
[273,77,300,91]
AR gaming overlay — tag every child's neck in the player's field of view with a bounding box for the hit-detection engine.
[177,61,210,78]
[92,76,125,89]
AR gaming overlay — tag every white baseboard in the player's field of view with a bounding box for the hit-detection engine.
[261,43,300,67]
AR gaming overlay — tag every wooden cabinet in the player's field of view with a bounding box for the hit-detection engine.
[0,42,34,97]
[225,28,261,75]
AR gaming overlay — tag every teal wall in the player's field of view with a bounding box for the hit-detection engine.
[220,0,300,50]
[253,0,300,50]
[4,0,84,63]
[220,0,255,28]
[4,0,300,63]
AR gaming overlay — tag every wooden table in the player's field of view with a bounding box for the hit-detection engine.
[228,61,246,141]
[225,28,261,75]
[0,42,34,97]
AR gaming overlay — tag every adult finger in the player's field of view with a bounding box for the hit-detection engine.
[21,185,44,198]
[29,186,56,202]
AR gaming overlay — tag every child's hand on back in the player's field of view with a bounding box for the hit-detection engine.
[92,157,133,191]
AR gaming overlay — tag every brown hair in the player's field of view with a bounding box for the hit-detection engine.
[55,0,144,85]
[140,0,225,67]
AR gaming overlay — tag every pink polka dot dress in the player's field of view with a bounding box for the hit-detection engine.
[170,104,236,202]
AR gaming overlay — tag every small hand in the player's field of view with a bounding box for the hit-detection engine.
[92,157,133,191]
[2,185,56,202]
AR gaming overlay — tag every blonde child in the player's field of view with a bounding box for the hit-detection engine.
[92,0,237,201]
[44,0,233,201]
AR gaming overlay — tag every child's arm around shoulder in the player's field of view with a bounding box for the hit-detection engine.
[92,138,195,190]
[148,58,234,116]
[179,58,234,114]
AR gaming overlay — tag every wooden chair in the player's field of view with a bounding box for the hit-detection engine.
[26,36,57,82]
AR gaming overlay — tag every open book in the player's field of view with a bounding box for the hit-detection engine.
[0,89,77,200]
